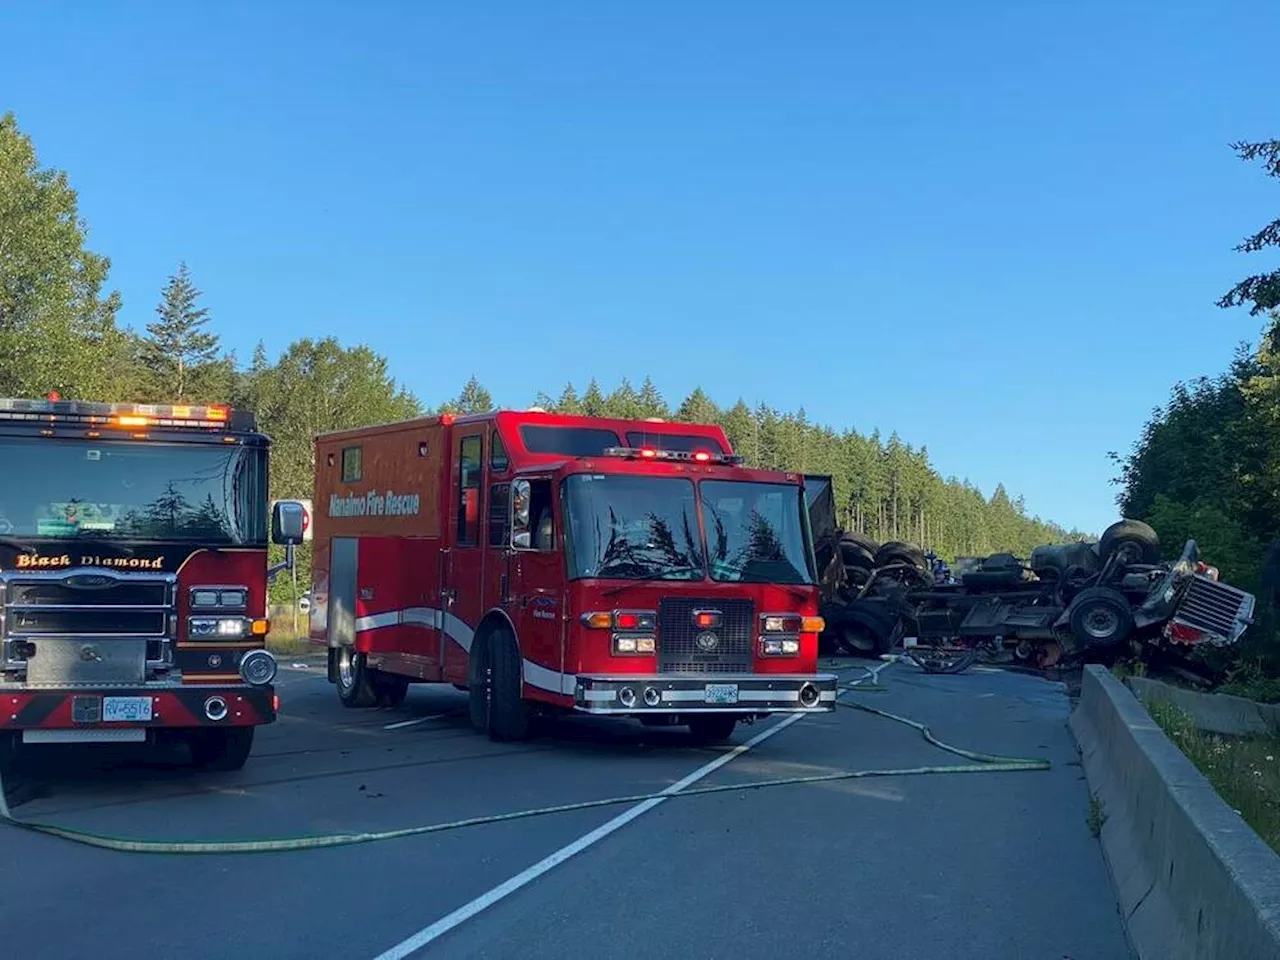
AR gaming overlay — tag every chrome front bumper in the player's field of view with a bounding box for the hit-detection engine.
[571,673,840,715]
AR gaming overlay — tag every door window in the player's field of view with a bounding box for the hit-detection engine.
[457,435,482,546]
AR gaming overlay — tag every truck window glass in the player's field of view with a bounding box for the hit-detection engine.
[491,430,509,472]
[561,474,703,580]
[341,445,362,483]
[489,483,510,546]
[0,438,268,544]
[700,480,815,585]
[457,434,482,546]
[528,479,554,551]
[519,425,621,456]
[624,431,728,454]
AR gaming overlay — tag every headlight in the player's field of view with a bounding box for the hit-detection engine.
[239,649,278,686]
[189,616,249,639]
[190,586,249,610]
[613,635,656,655]
[759,637,801,656]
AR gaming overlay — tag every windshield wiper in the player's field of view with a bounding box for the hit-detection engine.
[0,536,37,556]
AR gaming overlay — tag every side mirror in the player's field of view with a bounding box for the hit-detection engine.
[511,479,531,549]
[272,500,307,546]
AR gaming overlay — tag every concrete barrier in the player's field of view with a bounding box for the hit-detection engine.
[1069,665,1280,960]
[1125,675,1280,738]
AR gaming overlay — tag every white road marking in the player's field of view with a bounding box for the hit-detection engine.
[383,714,448,730]
[370,662,892,959]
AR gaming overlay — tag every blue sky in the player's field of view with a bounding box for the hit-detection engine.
[2,0,1277,535]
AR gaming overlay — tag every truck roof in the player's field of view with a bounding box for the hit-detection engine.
[0,396,261,435]
[315,408,730,451]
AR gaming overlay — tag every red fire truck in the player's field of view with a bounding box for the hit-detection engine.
[308,409,838,743]
[0,396,306,772]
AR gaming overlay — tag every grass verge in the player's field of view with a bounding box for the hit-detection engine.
[1146,698,1280,854]
[265,632,322,658]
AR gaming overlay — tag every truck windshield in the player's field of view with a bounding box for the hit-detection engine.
[562,474,704,581]
[0,438,268,544]
[561,474,815,585]
[700,480,815,585]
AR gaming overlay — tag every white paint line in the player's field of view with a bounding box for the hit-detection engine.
[370,662,892,960]
[383,714,448,731]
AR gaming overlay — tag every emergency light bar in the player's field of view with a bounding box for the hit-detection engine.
[0,398,246,430]
[602,446,744,465]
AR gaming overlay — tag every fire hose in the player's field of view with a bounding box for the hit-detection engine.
[0,659,1051,854]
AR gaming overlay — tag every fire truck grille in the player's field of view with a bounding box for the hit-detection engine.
[657,597,754,674]
[1174,574,1253,642]
[2,570,176,686]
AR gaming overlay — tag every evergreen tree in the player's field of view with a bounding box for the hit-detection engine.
[557,383,583,414]
[141,262,219,400]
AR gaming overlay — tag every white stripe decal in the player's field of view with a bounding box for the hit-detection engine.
[352,605,571,694]
[521,658,577,696]
[441,612,475,653]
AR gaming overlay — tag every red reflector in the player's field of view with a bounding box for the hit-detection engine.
[1167,622,1207,645]
[615,613,640,629]
[273,695,280,712]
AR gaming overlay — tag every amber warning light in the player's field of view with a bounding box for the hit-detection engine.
[0,398,235,429]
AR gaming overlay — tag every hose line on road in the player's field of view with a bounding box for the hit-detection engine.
[0,669,1050,855]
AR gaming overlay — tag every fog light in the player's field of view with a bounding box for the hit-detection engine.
[239,649,278,686]
[204,696,229,721]
[643,686,661,707]
[619,686,637,708]
[760,637,801,656]
[612,635,656,655]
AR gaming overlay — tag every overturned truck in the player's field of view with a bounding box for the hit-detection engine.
[803,475,1257,672]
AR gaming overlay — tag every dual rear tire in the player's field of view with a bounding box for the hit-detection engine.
[334,646,411,709]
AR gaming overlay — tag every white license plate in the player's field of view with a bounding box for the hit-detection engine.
[102,696,153,722]
[703,683,739,705]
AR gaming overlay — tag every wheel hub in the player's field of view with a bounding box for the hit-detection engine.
[1083,608,1119,639]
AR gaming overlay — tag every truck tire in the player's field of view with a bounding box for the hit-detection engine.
[687,715,737,744]
[840,532,880,554]
[837,621,892,657]
[874,541,927,569]
[189,727,255,772]
[488,625,532,742]
[1098,519,1160,566]
[335,646,379,708]
[1068,587,1134,649]
[839,541,876,569]
[467,638,491,732]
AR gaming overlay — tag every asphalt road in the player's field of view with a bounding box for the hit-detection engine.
[0,657,1132,960]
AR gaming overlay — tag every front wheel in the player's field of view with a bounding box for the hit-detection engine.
[335,646,379,708]
[488,626,533,742]
[189,727,255,772]
[687,715,737,744]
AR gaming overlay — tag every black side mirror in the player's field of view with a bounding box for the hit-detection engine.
[272,500,307,546]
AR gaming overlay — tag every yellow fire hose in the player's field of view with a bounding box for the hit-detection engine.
[0,663,1050,855]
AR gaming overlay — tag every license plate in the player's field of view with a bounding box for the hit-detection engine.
[102,696,153,723]
[703,683,739,705]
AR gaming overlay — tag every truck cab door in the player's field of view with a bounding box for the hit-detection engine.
[442,425,487,683]
[507,477,566,698]
[803,474,843,603]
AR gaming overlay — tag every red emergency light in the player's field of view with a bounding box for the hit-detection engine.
[602,446,744,465]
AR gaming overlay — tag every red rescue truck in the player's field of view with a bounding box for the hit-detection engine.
[0,396,306,772]
[308,409,838,743]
